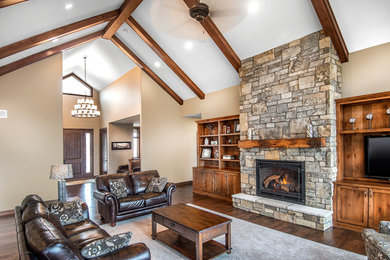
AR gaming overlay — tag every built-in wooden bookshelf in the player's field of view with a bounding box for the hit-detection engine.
[334,91,390,231]
[193,115,241,201]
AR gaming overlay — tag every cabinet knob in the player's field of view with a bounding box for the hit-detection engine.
[365,190,367,197]
[370,190,373,198]
[171,223,175,227]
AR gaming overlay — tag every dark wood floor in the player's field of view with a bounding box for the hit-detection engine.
[0,183,366,259]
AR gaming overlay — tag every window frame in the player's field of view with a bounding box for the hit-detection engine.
[62,73,93,97]
[133,127,140,159]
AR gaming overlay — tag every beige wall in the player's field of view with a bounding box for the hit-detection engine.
[99,68,141,128]
[63,89,101,175]
[0,54,63,211]
[342,42,390,98]
[108,123,133,174]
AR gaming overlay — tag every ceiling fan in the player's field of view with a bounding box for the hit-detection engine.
[150,0,250,40]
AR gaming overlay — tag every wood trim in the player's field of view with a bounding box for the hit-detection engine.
[102,0,143,39]
[193,190,232,201]
[0,0,27,8]
[126,17,205,99]
[182,0,241,72]
[110,35,183,105]
[175,181,193,187]
[0,209,13,217]
[238,138,326,149]
[0,10,118,59]
[62,73,93,97]
[195,115,239,124]
[336,91,390,105]
[311,0,349,63]
[0,31,103,77]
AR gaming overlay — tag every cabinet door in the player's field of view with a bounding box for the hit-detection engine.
[214,172,227,196]
[227,172,241,197]
[204,170,214,193]
[336,185,368,227]
[193,168,204,191]
[369,188,390,229]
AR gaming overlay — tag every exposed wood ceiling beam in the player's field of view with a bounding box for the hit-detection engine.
[126,17,205,100]
[0,31,103,77]
[102,0,143,39]
[0,10,119,59]
[182,0,241,72]
[0,0,27,8]
[111,35,184,105]
[311,0,349,63]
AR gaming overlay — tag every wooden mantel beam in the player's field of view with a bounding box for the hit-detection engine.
[182,0,241,72]
[0,31,103,76]
[238,138,326,149]
[126,17,205,99]
[111,35,183,105]
[0,10,119,59]
[102,0,143,39]
[311,0,349,63]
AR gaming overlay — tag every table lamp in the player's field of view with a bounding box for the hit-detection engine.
[50,164,73,202]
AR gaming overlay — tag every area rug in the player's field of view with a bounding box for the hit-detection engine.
[101,204,366,260]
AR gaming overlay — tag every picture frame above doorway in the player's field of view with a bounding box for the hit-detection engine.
[111,141,131,150]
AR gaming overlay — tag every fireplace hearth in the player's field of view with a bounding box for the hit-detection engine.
[256,159,305,204]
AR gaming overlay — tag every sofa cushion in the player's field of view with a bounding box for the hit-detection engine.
[109,178,128,199]
[69,228,110,250]
[140,192,167,207]
[81,232,133,259]
[63,219,101,238]
[25,217,83,259]
[130,170,160,194]
[95,173,134,195]
[48,200,85,226]
[22,202,66,235]
[118,195,145,212]
[21,194,44,211]
[146,177,167,193]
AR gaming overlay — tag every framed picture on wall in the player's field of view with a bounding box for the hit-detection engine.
[234,122,240,133]
[112,141,131,150]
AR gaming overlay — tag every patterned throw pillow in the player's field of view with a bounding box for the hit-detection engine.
[146,177,167,193]
[108,178,128,198]
[47,200,84,226]
[81,232,133,259]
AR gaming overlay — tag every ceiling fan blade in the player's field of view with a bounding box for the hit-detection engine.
[210,9,246,18]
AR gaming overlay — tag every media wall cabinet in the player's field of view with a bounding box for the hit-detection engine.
[334,91,390,231]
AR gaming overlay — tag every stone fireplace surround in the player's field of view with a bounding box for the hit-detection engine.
[233,31,342,231]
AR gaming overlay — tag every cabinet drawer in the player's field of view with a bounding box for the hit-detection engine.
[163,219,195,241]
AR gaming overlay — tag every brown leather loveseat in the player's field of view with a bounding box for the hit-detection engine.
[15,194,151,260]
[94,170,176,226]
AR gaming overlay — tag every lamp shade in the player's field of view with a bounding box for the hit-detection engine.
[50,164,73,179]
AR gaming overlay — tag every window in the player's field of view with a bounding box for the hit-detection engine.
[62,73,92,97]
[133,128,140,158]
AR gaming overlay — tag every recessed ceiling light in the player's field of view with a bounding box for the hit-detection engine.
[184,41,193,50]
[154,61,161,68]
[65,3,73,10]
[248,1,259,14]
[52,38,59,43]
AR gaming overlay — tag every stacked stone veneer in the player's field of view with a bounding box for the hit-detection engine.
[234,31,342,230]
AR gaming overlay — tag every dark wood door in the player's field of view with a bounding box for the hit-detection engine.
[369,188,390,229]
[214,171,227,196]
[204,170,214,193]
[227,172,241,197]
[335,185,368,227]
[193,168,204,191]
[63,129,93,179]
[100,128,108,175]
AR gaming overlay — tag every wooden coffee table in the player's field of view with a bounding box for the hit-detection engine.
[151,204,232,260]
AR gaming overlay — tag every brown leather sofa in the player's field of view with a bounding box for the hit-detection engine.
[94,170,176,226]
[15,194,151,260]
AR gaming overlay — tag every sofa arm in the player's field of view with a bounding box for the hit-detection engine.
[380,221,390,234]
[93,190,118,205]
[163,182,176,205]
[94,243,151,260]
[362,229,390,260]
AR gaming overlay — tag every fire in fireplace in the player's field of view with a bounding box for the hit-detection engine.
[256,159,305,204]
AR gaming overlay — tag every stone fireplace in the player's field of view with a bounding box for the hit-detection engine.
[232,31,342,231]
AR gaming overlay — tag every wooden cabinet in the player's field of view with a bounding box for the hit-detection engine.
[334,91,390,231]
[193,167,240,201]
[193,115,241,200]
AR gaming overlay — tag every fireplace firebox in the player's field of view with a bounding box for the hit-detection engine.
[256,159,305,204]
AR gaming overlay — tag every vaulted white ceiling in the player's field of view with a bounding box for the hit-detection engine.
[0,0,389,99]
